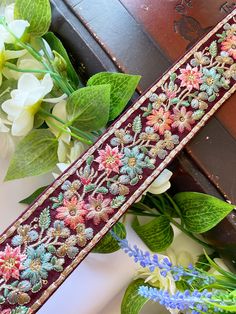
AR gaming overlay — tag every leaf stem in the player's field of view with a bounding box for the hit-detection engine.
[141,196,214,250]
[5,62,60,77]
[46,119,92,145]
[39,108,94,143]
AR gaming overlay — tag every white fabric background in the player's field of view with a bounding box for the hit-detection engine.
[0,158,202,314]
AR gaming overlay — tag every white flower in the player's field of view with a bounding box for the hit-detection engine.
[53,141,87,178]
[135,169,173,203]
[2,73,66,136]
[0,3,29,44]
[0,37,26,85]
[46,100,70,162]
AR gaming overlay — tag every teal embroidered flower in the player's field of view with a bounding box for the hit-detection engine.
[120,147,146,179]
[11,225,39,247]
[21,245,53,285]
[200,68,222,95]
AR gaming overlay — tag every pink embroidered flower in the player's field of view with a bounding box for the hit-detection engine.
[0,244,26,282]
[221,35,236,59]
[171,107,194,133]
[86,194,114,225]
[56,196,88,229]
[178,64,202,90]
[146,108,173,135]
[95,144,123,175]
[1,309,11,314]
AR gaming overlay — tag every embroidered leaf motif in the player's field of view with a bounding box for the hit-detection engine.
[39,208,51,230]
[5,130,58,181]
[0,295,5,304]
[51,192,64,209]
[67,85,111,131]
[86,156,94,165]
[96,187,109,194]
[132,216,174,252]
[209,41,218,58]
[31,280,42,293]
[132,115,142,133]
[173,192,235,233]
[111,196,126,208]
[47,245,57,254]
[121,279,149,314]
[93,222,126,253]
[15,0,51,36]
[84,184,96,193]
[87,72,141,120]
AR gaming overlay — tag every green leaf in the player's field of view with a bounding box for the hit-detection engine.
[19,185,48,205]
[111,195,126,208]
[87,72,141,120]
[67,85,110,131]
[132,216,174,252]
[96,186,108,194]
[173,192,235,233]
[0,295,5,304]
[209,40,218,58]
[132,115,142,133]
[93,222,126,253]
[14,0,51,37]
[43,32,80,88]
[121,279,149,314]
[31,280,42,293]
[39,207,51,230]
[5,129,58,181]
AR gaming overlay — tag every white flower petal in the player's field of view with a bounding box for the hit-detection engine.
[57,162,70,173]
[148,169,173,195]
[44,94,67,104]
[0,37,4,51]
[69,141,87,162]
[12,110,34,136]
[41,73,53,96]
[52,100,67,121]
[4,4,15,23]
[18,73,41,92]
[6,20,29,43]
[0,25,10,43]
[58,139,69,163]
[5,49,26,60]
[2,99,22,120]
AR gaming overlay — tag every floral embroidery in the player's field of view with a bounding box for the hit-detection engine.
[0,245,25,282]
[221,35,236,59]
[200,68,222,96]
[0,15,235,313]
[86,194,113,225]
[178,64,202,91]
[95,144,123,175]
[171,107,194,133]
[146,108,172,134]
[21,245,53,285]
[56,196,87,229]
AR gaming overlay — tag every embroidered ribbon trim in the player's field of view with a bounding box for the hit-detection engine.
[0,10,235,314]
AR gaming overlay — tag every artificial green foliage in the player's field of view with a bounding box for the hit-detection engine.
[14,0,51,37]
[5,129,58,180]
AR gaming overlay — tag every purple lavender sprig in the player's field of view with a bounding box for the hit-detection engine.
[138,286,227,313]
[112,234,215,286]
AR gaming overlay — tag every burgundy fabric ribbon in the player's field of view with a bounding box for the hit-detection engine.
[0,10,235,313]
